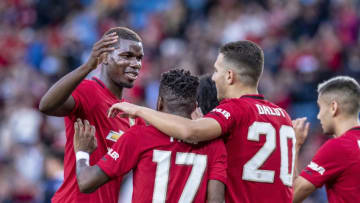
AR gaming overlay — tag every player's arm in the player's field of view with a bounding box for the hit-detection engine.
[108,102,222,142]
[292,117,309,180]
[207,180,225,203]
[39,33,118,116]
[293,176,316,203]
[73,119,110,193]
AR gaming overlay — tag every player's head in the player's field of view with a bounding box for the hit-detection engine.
[157,69,199,118]
[101,27,143,88]
[212,40,264,101]
[197,74,219,115]
[317,76,360,134]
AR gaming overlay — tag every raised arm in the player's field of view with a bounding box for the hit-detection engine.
[292,117,309,180]
[73,119,110,193]
[207,180,225,203]
[108,102,222,142]
[39,33,118,116]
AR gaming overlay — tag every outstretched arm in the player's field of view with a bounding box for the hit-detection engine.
[74,119,110,193]
[39,33,118,116]
[108,102,222,142]
[207,180,225,203]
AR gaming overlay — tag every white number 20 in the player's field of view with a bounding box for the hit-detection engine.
[152,150,207,203]
[242,122,296,186]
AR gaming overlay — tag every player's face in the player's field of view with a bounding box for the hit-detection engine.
[212,54,227,101]
[106,39,144,88]
[317,95,334,135]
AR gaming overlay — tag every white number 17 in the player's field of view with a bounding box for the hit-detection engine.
[152,150,207,203]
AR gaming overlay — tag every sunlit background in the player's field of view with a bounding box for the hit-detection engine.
[1,0,360,202]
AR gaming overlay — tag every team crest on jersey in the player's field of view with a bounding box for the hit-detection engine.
[106,130,124,142]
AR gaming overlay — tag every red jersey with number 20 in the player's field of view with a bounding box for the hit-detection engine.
[52,77,145,203]
[97,125,227,203]
[204,95,295,203]
[300,127,360,203]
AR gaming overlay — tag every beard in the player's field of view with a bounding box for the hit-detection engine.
[116,80,134,88]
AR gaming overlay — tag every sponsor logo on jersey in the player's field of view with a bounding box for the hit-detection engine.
[106,130,124,142]
[107,148,119,160]
[212,108,231,119]
[308,161,325,175]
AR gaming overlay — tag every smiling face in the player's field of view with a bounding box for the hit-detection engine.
[106,39,144,88]
[317,95,335,135]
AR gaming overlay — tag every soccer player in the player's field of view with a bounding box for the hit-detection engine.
[293,76,360,203]
[108,41,297,203]
[39,27,145,203]
[74,69,227,202]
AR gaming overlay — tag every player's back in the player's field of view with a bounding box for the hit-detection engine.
[219,95,294,203]
[98,125,227,203]
[325,128,360,202]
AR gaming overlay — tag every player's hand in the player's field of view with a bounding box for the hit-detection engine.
[74,119,97,153]
[292,117,310,148]
[85,32,118,70]
[191,107,203,120]
[108,102,140,118]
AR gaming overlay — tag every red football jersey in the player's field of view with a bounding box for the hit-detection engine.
[97,125,227,203]
[300,127,360,203]
[52,77,145,203]
[204,94,295,203]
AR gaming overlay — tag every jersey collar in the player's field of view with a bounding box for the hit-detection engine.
[91,77,125,102]
[240,94,265,100]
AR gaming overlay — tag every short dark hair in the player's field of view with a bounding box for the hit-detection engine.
[318,76,360,115]
[197,74,219,114]
[159,69,199,115]
[104,27,142,42]
[220,40,264,86]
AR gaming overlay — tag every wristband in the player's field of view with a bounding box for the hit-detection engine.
[76,151,90,166]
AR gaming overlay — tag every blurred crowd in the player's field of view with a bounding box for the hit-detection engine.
[1,0,360,202]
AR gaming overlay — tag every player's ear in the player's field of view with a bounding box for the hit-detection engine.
[99,53,108,65]
[330,100,339,117]
[226,69,235,85]
[156,96,164,111]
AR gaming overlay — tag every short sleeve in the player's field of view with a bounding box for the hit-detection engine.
[300,139,349,188]
[69,80,92,116]
[208,139,227,185]
[204,101,236,135]
[97,127,142,179]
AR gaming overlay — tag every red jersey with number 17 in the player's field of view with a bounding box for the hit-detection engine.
[52,77,145,203]
[300,127,360,203]
[204,94,295,203]
[97,125,227,203]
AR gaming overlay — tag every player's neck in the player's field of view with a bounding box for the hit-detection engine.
[162,108,191,119]
[226,84,258,99]
[334,116,360,137]
[99,71,123,99]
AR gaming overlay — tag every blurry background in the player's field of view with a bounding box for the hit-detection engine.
[1,0,359,202]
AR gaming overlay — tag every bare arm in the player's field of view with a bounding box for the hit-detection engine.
[207,180,225,203]
[73,119,110,193]
[39,33,118,116]
[293,176,316,203]
[108,103,222,142]
[76,160,110,193]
